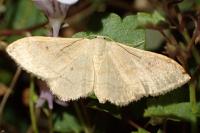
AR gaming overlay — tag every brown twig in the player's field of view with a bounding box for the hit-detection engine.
[0,21,48,36]
[0,67,21,122]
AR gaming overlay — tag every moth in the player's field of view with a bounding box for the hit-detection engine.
[6,36,190,106]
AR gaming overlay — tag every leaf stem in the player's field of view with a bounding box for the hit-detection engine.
[192,47,200,64]
[29,77,38,133]
[182,24,198,133]
[189,81,197,113]
[189,81,198,133]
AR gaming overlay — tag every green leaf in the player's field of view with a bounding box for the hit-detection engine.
[137,11,165,26]
[3,0,47,42]
[144,102,200,123]
[54,112,82,133]
[132,128,149,133]
[11,0,46,29]
[145,29,165,51]
[74,13,145,49]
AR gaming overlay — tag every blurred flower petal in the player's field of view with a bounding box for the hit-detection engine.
[32,0,78,36]
[57,0,78,5]
[55,99,68,107]
[36,80,54,109]
[33,0,69,18]
[36,80,69,109]
[36,98,46,108]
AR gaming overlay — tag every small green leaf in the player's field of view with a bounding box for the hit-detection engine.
[74,13,145,49]
[137,11,165,26]
[144,102,200,123]
[54,112,82,133]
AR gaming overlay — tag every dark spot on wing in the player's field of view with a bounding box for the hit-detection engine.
[70,67,74,71]
[45,46,49,50]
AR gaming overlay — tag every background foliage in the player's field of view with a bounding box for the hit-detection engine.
[0,0,200,133]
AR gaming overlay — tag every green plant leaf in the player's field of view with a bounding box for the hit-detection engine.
[3,0,47,42]
[137,11,165,26]
[74,13,145,49]
[54,112,82,133]
[144,102,200,123]
[11,0,46,29]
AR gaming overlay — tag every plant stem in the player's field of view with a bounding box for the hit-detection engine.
[189,81,197,113]
[48,110,53,133]
[189,80,198,133]
[73,102,92,133]
[29,77,38,133]
[0,67,21,123]
[181,21,198,133]
[192,47,200,64]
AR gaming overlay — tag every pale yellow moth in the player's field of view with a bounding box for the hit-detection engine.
[6,36,190,106]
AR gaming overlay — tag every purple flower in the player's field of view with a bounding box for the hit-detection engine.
[33,0,78,36]
[36,80,68,109]
[36,88,54,109]
[36,80,54,109]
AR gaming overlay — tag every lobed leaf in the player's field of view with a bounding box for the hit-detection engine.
[74,13,145,49]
